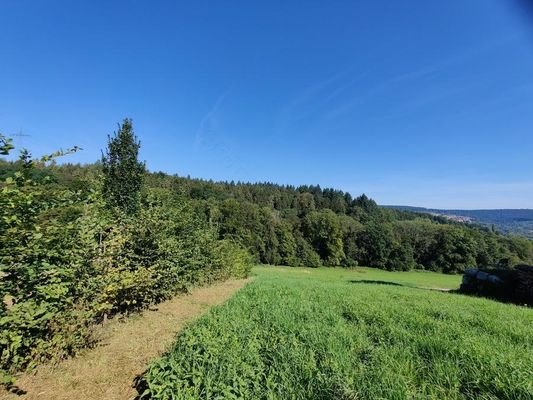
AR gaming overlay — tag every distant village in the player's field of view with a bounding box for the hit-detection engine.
[429,212,473,223]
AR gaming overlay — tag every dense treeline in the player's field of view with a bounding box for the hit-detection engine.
[0,122,251,383]
[29,161,533,274]
[140,175,531,273]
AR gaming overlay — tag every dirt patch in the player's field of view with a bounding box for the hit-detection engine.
[1,278,250,400]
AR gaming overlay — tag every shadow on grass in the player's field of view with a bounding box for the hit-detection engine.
[453,290,532,307]
[349,280,459,294]
[3,385,27,396]
[133,373,148,399]
[349,279,405,287]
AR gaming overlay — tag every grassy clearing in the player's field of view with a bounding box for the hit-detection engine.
[142,266,533,400]
[0,279,249,400]
[255,265,462,290]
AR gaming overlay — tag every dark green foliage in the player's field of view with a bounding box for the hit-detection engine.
[47,161,533,273]
[295,236,322,267]
[429,228,478,273]
[303,210,345,266]
[102,119,145,215]
[140,174,531,272]
[275,222,298,266]
[387,241,415,271]
[358,223,390,268]
[294,192,315,216]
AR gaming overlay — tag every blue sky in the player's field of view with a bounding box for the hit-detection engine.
[1,1,532,209]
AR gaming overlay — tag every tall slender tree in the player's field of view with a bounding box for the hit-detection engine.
[102,118,145,215]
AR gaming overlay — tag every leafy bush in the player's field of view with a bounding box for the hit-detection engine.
[295,236,322,267]
[0,133,252,382]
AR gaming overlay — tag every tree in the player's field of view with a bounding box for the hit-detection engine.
[303,210,345,266]
[352,194,378,214]
[430,227,477,273]
[295,192,316,217]
[339,215,363,266]
[276,221,298,266]
[356,222,394,268]
[102,119,145,215]
[387,241,415,271]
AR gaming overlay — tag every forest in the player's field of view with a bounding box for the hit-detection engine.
[144,175,533,272]
[1,120,532,383]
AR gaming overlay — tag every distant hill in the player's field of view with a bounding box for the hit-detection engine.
[384,206,533,239]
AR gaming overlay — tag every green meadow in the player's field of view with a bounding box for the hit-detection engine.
[141,267,532,400]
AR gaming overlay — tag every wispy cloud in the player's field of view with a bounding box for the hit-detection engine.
[193,90,248,179]
[274,67,368,135]
[275,37,513,130]
[194,90,230,150]
[320,35,522,120]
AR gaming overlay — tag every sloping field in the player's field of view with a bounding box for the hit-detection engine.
[142,266,533,399]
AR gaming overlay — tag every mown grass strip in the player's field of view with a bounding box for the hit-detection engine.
[0,279,250,400]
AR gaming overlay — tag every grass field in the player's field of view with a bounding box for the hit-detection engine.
[141,266,533,400]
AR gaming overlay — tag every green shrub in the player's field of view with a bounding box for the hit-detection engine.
[0,135,252,382]
[295,236,322,267]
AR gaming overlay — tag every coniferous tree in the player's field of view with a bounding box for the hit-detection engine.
[102,118,145,215]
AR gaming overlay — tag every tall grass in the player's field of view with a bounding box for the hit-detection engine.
[142,267,533,399]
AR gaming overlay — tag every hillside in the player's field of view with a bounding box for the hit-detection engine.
[2,127,532,388]
[386,206,533,239]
